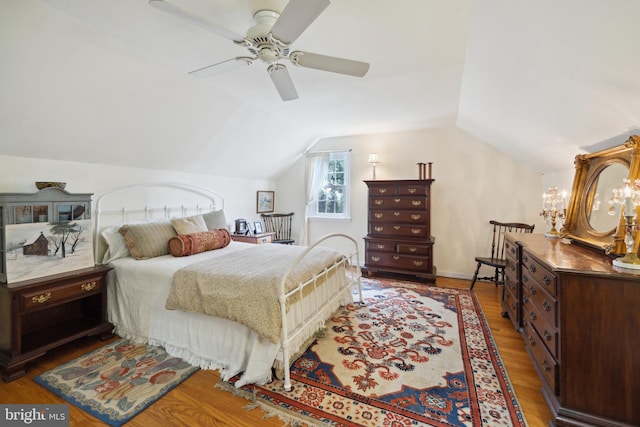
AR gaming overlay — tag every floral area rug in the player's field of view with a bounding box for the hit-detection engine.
[34,338,198,426]
[221,277,527,426]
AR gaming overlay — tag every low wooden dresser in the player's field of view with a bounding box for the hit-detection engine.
[362,179,436,283]
[503,232,639,427]
[0,265,113,381]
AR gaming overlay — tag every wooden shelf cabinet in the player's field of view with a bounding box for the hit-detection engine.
[0,266,113,381]
[362,179,436,283]
[504,233,640,426]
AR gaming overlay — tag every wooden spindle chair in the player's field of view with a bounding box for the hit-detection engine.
[261,212,295,244]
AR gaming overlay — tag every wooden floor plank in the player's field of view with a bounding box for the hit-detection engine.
[0,277,551,426]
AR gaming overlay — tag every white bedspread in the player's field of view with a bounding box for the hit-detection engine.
[106,241,350,387]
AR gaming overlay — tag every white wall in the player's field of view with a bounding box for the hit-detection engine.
[0,155,273,231]
[276,126,546,279]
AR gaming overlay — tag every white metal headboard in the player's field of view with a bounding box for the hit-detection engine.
[93,182,225,263]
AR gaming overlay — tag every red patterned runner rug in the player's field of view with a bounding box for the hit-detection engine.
[221,278,527,426]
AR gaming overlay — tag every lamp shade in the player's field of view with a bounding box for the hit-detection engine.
[368,153,380,164]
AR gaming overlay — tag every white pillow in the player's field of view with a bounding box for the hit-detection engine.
[171,215,208,235]
[101,225,130,263]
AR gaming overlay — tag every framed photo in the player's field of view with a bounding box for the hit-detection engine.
[254,221,264,234]
[257,191,274,213]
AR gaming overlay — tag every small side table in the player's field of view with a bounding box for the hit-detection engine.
[231,232,276,244]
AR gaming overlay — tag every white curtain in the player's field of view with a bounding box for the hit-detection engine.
[301,152,329,245]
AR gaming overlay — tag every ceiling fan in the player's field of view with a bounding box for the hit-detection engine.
[149,0,370,101]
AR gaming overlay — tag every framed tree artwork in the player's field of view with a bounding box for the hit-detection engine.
[257,191,274,213]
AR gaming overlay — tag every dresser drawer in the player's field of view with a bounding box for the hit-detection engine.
[20,277,103,312]
[365,239,396,253]
[397,185,428,196]
[369,197,427,210]
[523,320,558,394]
[369,210,426,223]
[368,185,398,196]
[503,284,518,318]
[397,243,431,256]
[522,292,558,358]
[369,224,427,238]
[366,253,430,272]
[522,270,557,327]
[522,251,557,296]
[504,238,519,261]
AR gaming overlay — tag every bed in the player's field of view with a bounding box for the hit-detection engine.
[93,182,361,390]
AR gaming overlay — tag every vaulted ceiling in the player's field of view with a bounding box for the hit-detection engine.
[1,0,639,179]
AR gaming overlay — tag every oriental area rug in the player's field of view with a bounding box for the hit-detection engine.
[220,277,527,427]
[34,338,198,426]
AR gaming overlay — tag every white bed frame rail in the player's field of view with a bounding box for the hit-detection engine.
[280,233,362,391]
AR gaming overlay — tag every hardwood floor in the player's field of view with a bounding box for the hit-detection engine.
[0,277,552,426]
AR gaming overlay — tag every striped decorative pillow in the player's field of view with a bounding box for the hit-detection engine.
[119,222,177,260]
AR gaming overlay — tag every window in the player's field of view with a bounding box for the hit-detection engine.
[311,151,350,219]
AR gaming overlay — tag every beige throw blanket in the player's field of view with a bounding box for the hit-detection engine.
[165,244,344,344]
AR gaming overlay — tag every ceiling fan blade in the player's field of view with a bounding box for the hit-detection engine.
[270,0,330,44]
[290,51,369,77]
[189,57,254,78]
[267,64,299,101]
[149,0,245,43]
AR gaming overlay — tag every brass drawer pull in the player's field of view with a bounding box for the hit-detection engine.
[374,213,384,219]
[408,188,416,193]
[393,212,400,216]
[393,256,400,260]
[374,200,384,205]
[411,200,422,206]
[394,198,401,203]
[543,301,552,312]
[411,229,421,234]
[374,226,384,232]
[371,256,381,262]
[530,311,537,320]
[542,359,551,371]
[394,225,400,230]
[377,188,387,194]
[530,264,537,273]
[544,330,552,341]
[529,286,536,295]
[32,293,51,304]
[81,281,97,291]
[413,260,424,266]
[376,244,385,249]
[411,214,421,220]
[409,247,417,252]
[543,276,551,285]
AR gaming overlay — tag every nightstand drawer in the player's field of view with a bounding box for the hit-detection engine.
[20,278,102,312]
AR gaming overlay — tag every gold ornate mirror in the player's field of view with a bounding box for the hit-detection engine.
[562,135,640,255]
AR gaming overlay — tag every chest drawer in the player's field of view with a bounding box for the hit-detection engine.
[397,243,431,256]
[522,292,558,358]
[370,224,427,238]
[369,210,426,223]
[522,251,557,296]
[522,320,558,394]
[365,239,396,253]
[366,252,430,272]
[369,197,427,210]
[20,277,102,312]
[522,270,557,327]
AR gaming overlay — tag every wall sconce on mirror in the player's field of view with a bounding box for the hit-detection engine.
[368,153,380,180]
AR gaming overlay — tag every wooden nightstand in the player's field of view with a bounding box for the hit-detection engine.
[0,265,113,382]
[231,232,276,244]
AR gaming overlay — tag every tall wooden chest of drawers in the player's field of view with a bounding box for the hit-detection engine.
[362,179,436,283]
[505,233,640,427]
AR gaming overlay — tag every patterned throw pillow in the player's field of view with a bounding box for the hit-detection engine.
[168,229,231,257]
